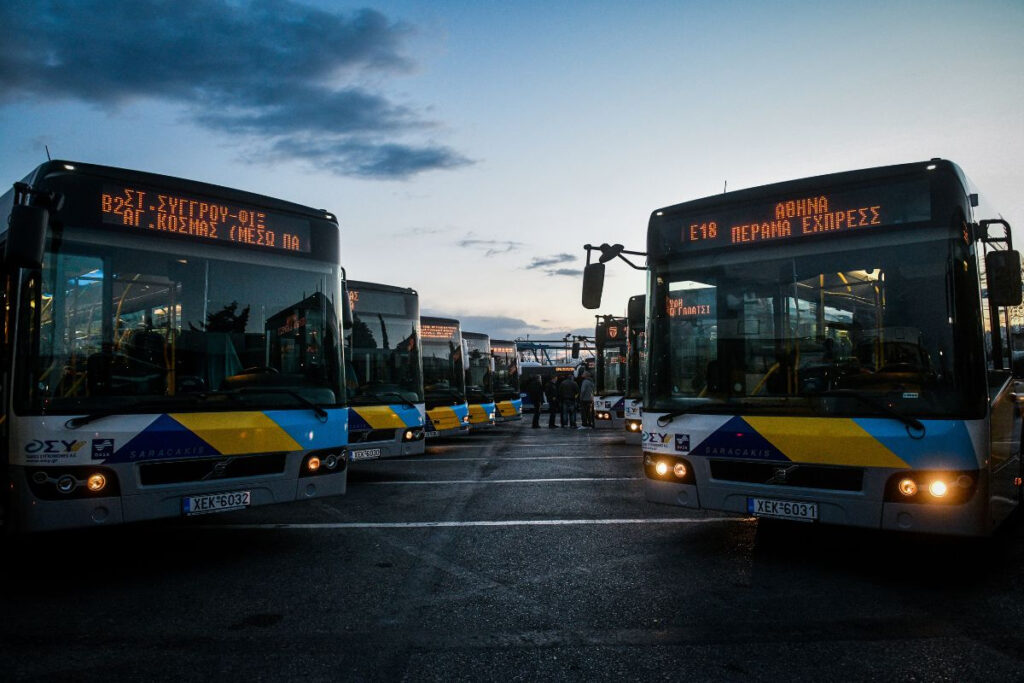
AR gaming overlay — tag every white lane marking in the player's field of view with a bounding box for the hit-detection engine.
[389,456,638,462]
[361,477,639,485]
[202,517,750,530]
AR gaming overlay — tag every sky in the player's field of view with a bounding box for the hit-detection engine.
[2,0,1023,341]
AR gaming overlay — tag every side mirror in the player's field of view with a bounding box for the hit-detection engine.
[582,263,605,309]
[986,250,1022,307]
[571,341,580,359]
[6,204,48,269]
[627,296,645,322]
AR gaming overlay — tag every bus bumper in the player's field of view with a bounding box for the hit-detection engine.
[644,478,993,536]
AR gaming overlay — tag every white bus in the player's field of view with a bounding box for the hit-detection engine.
[345,281,425,461]
[1,161,349,532]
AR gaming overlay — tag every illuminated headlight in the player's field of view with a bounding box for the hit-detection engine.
[673,463,687,479]
[628,421,641,432]
[655,461,669,476]
[404,429,415,441]
[898,478,917,497]
[306,456,322,473]
[87,473,107,492]
[885,470,976,504]
[928,480,948,498]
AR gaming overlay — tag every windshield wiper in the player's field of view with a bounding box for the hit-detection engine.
[813,389,925,435]
[198,388,329,422]
[355,391,417,409]
[64,400,188,429]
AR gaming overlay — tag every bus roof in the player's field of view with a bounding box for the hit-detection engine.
[346,279,418,297]
[17,159,337,221]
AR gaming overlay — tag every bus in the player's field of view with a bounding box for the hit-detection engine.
[344,280,425,461]
[630,159,1023,536]
[0,160,349,532]
[593,316,628,430]
[420,316,470,437]
[624,295,646,443]
[463,331,497,429]
[491,339,523,422]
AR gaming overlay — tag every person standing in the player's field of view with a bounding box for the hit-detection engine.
[578,372,595,428]
[558,374,580,428]
[544,375,560,428]
[528,374,545,428]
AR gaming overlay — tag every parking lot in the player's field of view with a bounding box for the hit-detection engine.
[3,419,1024,681]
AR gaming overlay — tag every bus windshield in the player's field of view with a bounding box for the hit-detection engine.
[20,236,344,414]
[491,344,520,400]
[346,286,423,405]
[463,336,493,402]
[421,324,465,407]
[598,345,627,396]
[648,237,979,419]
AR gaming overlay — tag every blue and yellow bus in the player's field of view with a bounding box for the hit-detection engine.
[420,316,470,438]
[624,295,646,444]
[463,331,497,429]
[0,160,349,532]
[491,339,523,422]
[344,281,425,461]
[593,316,627,430]
[629,159,1022,536]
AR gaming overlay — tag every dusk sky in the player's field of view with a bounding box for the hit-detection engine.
[2,0,1022,340]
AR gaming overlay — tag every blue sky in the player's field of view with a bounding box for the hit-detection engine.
[2,0,1022,340]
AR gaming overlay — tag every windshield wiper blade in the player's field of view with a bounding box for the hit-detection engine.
[814,389,925,434]
[64,400,186,429]
[242,388,329,421]
[362,391,417,409]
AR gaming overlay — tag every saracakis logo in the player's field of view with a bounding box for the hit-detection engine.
[25,439,88,455]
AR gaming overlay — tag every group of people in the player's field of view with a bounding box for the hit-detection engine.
[525,371,596,429]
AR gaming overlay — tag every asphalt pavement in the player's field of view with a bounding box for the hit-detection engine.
[2,418,1024,681]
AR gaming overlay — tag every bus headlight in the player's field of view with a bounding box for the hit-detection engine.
[673,463,687,479]
[302,448,348,477]
[306,456,321,473]
[644,453,695,484]
[885,470,976,504]
[87,473,107,492]
[655,461,669,476]
[56,475,76,494]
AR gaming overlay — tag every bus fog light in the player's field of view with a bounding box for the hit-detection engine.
[898,478,918,496]
[307,456,321,473]
[928,480,948,498]
[56,475,76,494]
[87,473,107,492]
[673,463,687,479]
[655,461,669,477]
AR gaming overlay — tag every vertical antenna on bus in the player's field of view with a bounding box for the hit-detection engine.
[45,145,52,161]
[723,180,728,193]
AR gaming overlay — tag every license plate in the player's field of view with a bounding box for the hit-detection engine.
[183,491,251,516]
[350,448,382,461]
[747,497,818,522]
[424,431,439,438]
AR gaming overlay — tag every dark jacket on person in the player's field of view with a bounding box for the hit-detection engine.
[557,378,580,402]
[544,378,560,405]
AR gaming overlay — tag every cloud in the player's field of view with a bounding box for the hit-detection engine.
[0,0,470,179]
[525,253,576,270]
[457,239,526,257]
[525,252,581,277]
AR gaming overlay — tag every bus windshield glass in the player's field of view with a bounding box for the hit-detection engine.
[464,336,493,401]
[491,343,520,400]
[346,287,423,405]
[648,237,977,418]
[421,322,465,407]
[20,235,344,414]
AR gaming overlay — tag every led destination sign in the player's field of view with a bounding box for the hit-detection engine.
[422,323,459,340]
[101,184,312,253]
[668,179,931,251]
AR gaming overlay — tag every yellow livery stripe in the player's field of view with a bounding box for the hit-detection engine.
[351,406,408,429]
[744,417,909,468]
[171,412,302,455]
